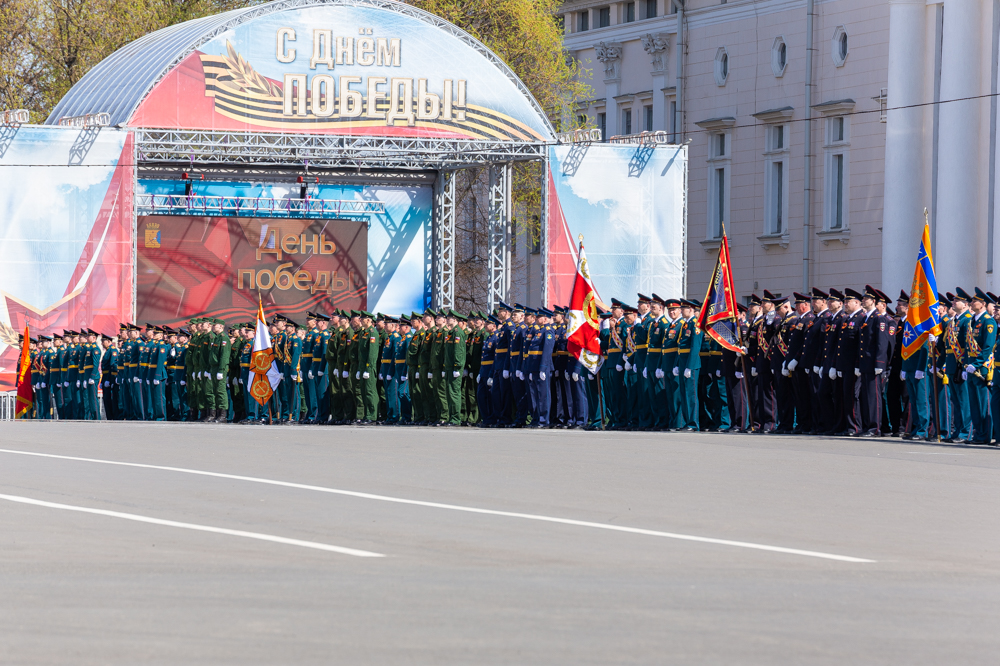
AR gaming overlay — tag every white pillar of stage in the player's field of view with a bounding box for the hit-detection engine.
[882,0,928,296]
[935,0,984,290]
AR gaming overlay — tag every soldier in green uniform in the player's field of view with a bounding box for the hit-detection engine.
[464,313,483,425]
[442,311,467,425]
[352,312,380,423]
[406,312,427,423]
[603,301,627,429]
[206,319,231,422]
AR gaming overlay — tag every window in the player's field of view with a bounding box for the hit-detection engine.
[714,47,730,86]
[772,37,787,77]
[579,11,589,32]
[598,112,607,141]
[764,124,790,236]
[645,0,657,19]
[669,100,677,142]
[598,7,611,28]
[824,116,850,230]
[669,0,677,14]
[707,130,732,239]
[832,26,849,66]
[625,2,636,22]
[643,105,653,132]
[622,108,632,135]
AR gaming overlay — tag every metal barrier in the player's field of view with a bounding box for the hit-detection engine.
[0,391,16,420]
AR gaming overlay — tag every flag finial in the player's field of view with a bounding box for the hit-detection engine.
[924,207,929,225]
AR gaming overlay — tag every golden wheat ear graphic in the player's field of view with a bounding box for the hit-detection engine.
[0,323,20,347]
[223,40,283,97]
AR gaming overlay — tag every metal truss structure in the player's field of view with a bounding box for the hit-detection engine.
[135,129,547,172]
[487,164,512,311]
[433,171,457,310]
[136,194,384,218]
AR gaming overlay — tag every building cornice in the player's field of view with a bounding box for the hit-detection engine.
[752,106,795,123]
[694,116,737,131]
[812,99,856,115]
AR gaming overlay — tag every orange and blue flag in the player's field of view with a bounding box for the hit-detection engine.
[698,231,743,353]
[901,224,942,359]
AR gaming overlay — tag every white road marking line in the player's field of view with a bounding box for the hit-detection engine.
[0,448,875,564]
[904,452,965,455]
[0,492,384,558]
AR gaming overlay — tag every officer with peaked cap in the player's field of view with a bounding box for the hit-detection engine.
[673,299,703,431]
[832,288,865,435]
[963,287,996,443]
[943,288,973,441]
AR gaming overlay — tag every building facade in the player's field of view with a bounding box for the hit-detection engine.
[559,0,1000,300]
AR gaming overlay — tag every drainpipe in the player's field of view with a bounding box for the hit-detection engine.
[674,0,684,142]
[802,0,815,291]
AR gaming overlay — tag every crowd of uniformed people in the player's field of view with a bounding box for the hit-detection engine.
[14,285,1000,444]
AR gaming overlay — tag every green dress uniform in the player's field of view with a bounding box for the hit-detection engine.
[430,325,447,422]
[465,327,482,425]
[443,324,467,425]
[415,326,432,423]
[963,308,996,443]
[675,316,703,430]
[209,330,232,416]
[397,328,413,422]
[354,324,380,422]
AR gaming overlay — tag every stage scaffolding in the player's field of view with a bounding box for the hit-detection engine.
[133,128,549,311]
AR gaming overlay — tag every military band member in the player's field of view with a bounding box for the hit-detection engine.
[944,289,973,442]
[963,288,996,444]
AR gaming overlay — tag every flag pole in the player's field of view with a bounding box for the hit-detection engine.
[930,344,941,443]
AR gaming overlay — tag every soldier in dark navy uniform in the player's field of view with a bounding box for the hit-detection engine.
[783,292,815,434]
[834,288,865,435]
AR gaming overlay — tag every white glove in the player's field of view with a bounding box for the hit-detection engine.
[76,380,80,387]
[782,368,790,377]
[343,370,349,378]
[103,381,109,387]
[529,373,534,381]
[427,372,432,379]
[900,371,907,380]
[503,370,510,379]
[488,377,494,387]
[624,361,632,371]
[64,381,69,387]
[170,349,176,357]
[239,378,244,386]
[378,374,383,381]
[616,365,623,372]
[553,370,559,377]
[673,367,680,377]
[180,380,186,386]
[716,369,722,377]
[308,371,314,379]
[216,372,223,380]
[965,364,976,375]
[683,369,692,379]
[401,375,407,382]
[915,370,925,380]
[928,334,938,344]
[962,371,968,381]
[572,372,580,381]
[837,370,843,378]
[463,370,469,377]
[476,375,480,383]
[813,366,821,374]
[751,367,758,377]
[804,367,810,374]
[875,368,883,376]
[854,368,861,377]
[146,379,150,384]
[453,371,460,378]
[318,371,324,377]
[363,372,370,379]
[788,359,798,371]
[230,378,237,387]
[88,379,94,385]
[540,372,546,381]
[153,379,159,385]
[828,367,837,380]
[441,371,445,378]
[132,377,139,384]
[735,371,743,379]
[356,372,360,379]
[517,371,524,380]
[655,368,664,379]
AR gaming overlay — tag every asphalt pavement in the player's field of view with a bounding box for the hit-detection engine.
[0,421,997,665]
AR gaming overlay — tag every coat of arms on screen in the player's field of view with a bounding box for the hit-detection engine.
[144,222,161,249]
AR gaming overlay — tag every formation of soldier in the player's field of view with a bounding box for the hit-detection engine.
[13,285,1000,445]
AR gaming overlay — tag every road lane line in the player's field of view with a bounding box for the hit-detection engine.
[0,448,875,563]
[0,492,385,558]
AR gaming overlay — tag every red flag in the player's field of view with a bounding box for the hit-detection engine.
[697,232,743,353]
[15,325,33,418]
[566,241,602,373]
